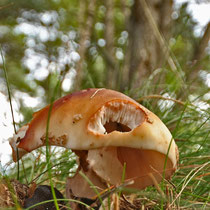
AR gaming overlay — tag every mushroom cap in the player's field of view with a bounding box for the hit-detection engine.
[10,88,178,189]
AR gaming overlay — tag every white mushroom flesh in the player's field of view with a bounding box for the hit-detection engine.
[88,101,145,134]
[9,125,29,151]
[87,147,123,185]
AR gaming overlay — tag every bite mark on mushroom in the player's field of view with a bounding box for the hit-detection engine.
[88,100,146,135]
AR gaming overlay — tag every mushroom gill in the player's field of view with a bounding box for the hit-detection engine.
[88,101,145,134]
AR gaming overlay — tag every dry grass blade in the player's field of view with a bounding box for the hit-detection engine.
[149,173,166,199]
[169,161,210,208]
[138,94,185,106]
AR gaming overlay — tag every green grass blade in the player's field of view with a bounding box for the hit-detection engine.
[0,45,20,180]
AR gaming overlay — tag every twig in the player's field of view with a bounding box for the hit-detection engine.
[138,94,185,106]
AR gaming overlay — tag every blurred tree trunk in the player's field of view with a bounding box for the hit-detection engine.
[104,0,115,89]
[75,0,97,90]
[193,22,210,62]
[122,0,173,90]
[187,22,210,82]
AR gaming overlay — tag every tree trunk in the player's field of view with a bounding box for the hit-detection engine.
[104,0,115,88]
[122,0,173,89]
[75,0,97,90]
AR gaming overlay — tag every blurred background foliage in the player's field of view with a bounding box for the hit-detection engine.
[0,0,209,208]
[0,0,209,109]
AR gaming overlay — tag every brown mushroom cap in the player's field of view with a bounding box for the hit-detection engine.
[10,88,178,190]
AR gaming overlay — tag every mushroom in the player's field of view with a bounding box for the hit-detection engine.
[9,88,178,199]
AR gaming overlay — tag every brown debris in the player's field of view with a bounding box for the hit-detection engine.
[0,179,29,207]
